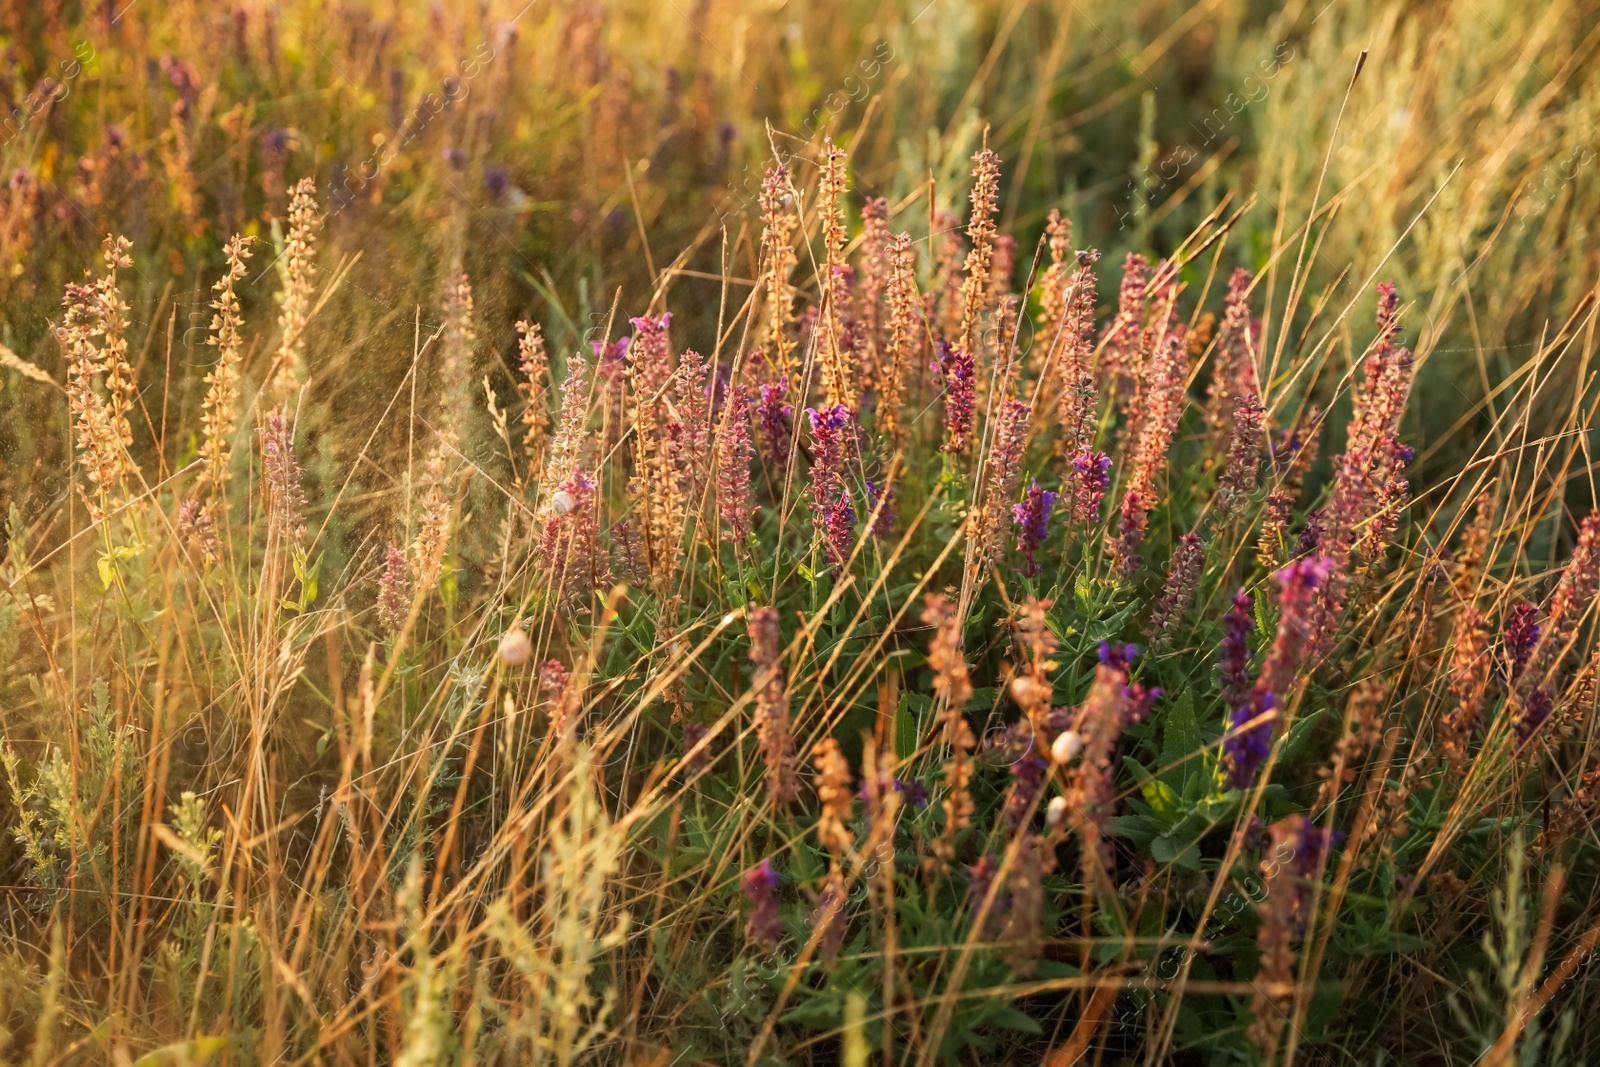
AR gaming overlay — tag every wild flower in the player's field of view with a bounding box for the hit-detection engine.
[1504,604,1540,684]
[879,232,920,448]
[1036,210,1073,342]
[936,342,977,453]
[1256,489,1295,569]
[1061,644,1150,878]
[374,543,411,633]
[1312,283,1416,640]
[1512,688,1553,745]
[261,413,308,541]
[956,148,1002,354]
[669,347,712,502]
[812,738,855,857]
[925,594,976,866]
[413,449,455,594]
[806,404,855,565]
[438,272,480,439]
[176,498,220,566]
[198,233,255,498]
[1525,512,1600,686]
[1099,252,1151,392]
[537,469,603,606]
[1113,317,1189,572]
[1439,607,1490,771]
[515,320,549,463]
[742,859,783,952]
[997,831,1043,976]
[270,177,318,398]
[716,386,754,549]
[1251,815,1339,1061]
[749,607,799,806]
[754,376,793,471]
[863,480,895,536]
[1054,250,1102,460]
[61,284,127,514]
[978,397,1031,566]
[1146,533,1205,647]
[822,490,856,567]
[1068,449,1111,527]
[758,165,799,380]
[1204,268,1259,435]
[1110,489,1148,577]
[544,343,593,491]
[856,198,893,392]
[1219,590,1255,709]
[817,140,857,408]
[1012,481,1057,577]
[539,658,582,733]
[1004,737,1047,834]
[1214,392,1265,517]
[1225,556,1333,789]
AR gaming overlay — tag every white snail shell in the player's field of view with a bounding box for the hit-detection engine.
[551,490,577,516]
[1051,730,1083,764]
[1046,795,1069,827]
[498,627,533,666]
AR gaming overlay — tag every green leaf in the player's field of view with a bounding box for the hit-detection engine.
[1074,570,1094,613]
[988,1004,1044,1035]
[1159,688,1200,793]
[894,700,917,761]
[1141,778,1181,820]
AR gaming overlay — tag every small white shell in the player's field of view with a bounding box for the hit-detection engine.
[498,627,533,666]
[1046,795,1069,828]
[1050,730,1083,764]
[551,490,577,516]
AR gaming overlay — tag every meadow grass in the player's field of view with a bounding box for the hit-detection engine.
[3,2,1600,1065]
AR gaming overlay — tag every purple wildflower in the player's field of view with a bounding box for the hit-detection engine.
[936,340,977,452]
[1069,449,1111,525]
[742,859,783,950]
[1513,688,1553,744]
[807,405,855,566]
[1146,532,1205,646]
[1012,481,1058,576]
[754,376,794,468]
[717,388,754,547]
[1099,641,1161,724]
[1220,591,1255,709]
[1297,509,1325,557]
[1004,735,1047,834]
[1225,692,1276,790]
[1224,557,1334,789]
[864,480,896,536]
[1504,604,1540,684]
[823,489,857,566]
[591,334,630,383]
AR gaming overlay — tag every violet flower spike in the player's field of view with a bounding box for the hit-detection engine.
[1012,480,1058,576]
